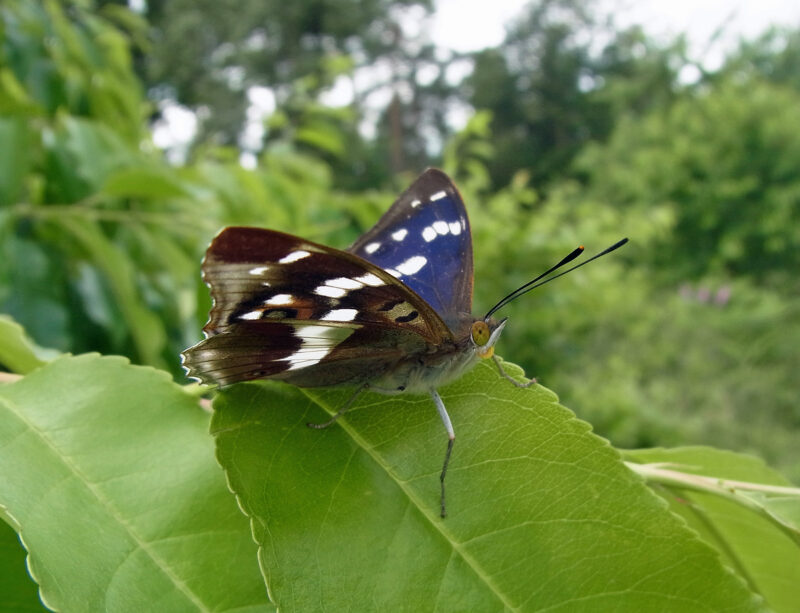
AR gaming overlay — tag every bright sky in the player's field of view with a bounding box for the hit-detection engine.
[154,0,800,162]
[434,0,800,62]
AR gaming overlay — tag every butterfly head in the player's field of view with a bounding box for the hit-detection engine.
[470,317,507,360]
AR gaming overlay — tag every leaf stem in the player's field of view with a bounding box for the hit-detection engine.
[626,462,800,497]
[627,461,800,545]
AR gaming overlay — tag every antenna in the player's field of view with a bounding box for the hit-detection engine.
[484,238,629,320]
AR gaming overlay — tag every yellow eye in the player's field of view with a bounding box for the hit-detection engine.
[471,321,490,346]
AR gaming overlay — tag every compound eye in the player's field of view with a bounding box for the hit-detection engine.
[471,321,490,346]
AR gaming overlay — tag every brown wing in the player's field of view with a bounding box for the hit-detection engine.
[182,319,428,388]
[202,226,452,341]
[182,226,453,387]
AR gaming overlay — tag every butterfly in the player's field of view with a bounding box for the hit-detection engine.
[182,169,627,517]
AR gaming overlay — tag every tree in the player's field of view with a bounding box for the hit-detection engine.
[136,0,435,165]
[576,79,800,281]
[719,26,800,93]
[467,1,686,190]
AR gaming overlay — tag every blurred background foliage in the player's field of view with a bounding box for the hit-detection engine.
[1,0,798,481]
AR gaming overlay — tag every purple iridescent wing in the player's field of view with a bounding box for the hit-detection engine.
[348,169,473,325]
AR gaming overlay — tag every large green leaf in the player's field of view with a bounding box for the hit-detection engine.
[0,354,273,613]
[625,447,800,612]
[212,359,763,612]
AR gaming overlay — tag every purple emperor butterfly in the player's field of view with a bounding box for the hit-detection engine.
[182,169,627,517]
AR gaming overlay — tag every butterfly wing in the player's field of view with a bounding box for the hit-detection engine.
[182,226,454,387]
[182,319,428,387]
[348,168,473,326]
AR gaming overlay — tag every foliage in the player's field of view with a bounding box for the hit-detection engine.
[4,351,799,611]
[0,354,270,612]
[0,315,58,374]
[2,0,800,610]
[551,77,800,483]
[467,3,687,190]
[550,277,800,480]
[0,520,41,612]
[0,0,396,375]
[1,0,184,370]
[720,27,800,93]
[137,0,440,178]
[576,79,800,281]
[625,447,800,613]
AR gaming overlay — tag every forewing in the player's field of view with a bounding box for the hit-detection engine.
[182,226,451,387]
[348,168,473,324]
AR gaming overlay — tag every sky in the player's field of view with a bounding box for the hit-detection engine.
[154,0,800,162]
[434,0,800,63]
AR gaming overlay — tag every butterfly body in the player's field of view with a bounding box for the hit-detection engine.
[183,170,502,389]
[182,169,504,516]
[361,314,494,395]
[182,169,629,517]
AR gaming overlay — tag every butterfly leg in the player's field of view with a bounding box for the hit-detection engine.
[492,355,537,388]
[307,384,367,429]
[430,389,455,518]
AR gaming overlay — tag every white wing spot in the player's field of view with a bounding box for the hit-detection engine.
[266,294,293,305]
[410,198,422,208]
[433,220,449,235]
[364,242,381,254]
[282,325,356,370]
[430,190,447,201]
[321,308,359,322]
[449,222,462,235]
[422,226,437,242]
[239,311,262,320]
[279,250,311,264]
[249,266,270,275]
[314,285,347,298]
[325,277,363,290]
[391,228,408,241]
[396,256,427,276]
[353,273,384,286]
[386,268,402,278]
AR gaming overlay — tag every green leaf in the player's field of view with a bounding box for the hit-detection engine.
[0,117,31,206]
[55,218,167,368]
[212,360,763,612]
[0,315,59,374]
[296,123,345,157]
[103,167,190,199]
[0,520,46,612]
[739,492,800,547]
[625,447,800,613]
[0,68,38,114]
[42,121,117,203]
[755,494,800,536]
[0,354,273,613]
